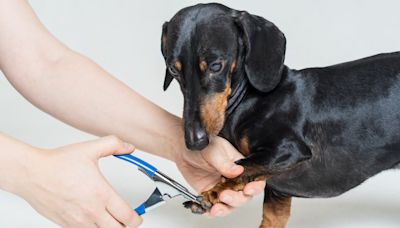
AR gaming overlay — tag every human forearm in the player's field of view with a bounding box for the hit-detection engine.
[6,49,182,160]
[0,0,182,161]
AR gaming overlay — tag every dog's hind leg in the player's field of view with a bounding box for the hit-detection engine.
[259,188,291,228]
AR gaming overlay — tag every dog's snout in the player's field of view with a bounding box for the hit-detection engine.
[185,121,209,150]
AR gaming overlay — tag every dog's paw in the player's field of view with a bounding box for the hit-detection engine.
[183,175,260,214]
[182,194,213,214]
[198,189,221,210]
[194,177,247,213]
[183,201,207,214]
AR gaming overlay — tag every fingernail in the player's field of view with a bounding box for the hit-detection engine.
[229,165,241,172]
[124,142,135,149]
[221,195,232,204]
[245,189,255,195]
[117,143,134,153]
[128,216,143,227]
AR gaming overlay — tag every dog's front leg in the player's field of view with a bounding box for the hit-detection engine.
[200,166,268,209]
[183,157,269,213]
[185,137,310,214]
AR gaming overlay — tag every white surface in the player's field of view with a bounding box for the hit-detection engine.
[1,0,400,227]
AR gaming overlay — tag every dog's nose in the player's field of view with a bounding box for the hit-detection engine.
[186,131,209,151]
[185,122,209,151]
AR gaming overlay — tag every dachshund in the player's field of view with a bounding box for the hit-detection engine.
[161,3,400,227]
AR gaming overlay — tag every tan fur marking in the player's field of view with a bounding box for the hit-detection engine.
[200,82,231,135]
[199,60,207,72]
[239,135,251,156]
[260,198,292,228]
[230,59,237,73]
[175,61,182,71]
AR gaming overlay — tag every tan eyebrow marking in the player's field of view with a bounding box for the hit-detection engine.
[175,61,182,71]
[199,60,207,72]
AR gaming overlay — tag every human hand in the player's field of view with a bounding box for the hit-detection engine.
[12,136,142,228]
[175,136,266,217]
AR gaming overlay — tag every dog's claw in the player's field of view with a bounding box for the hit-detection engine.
[200,200,212,210]
[182,195,213,214]
[183,201,207,214]
[196,196,204,202]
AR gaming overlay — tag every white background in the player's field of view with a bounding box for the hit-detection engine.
[1,0,400,227]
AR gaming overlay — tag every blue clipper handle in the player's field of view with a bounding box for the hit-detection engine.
[134,203,146,215]
[114,154,157,177]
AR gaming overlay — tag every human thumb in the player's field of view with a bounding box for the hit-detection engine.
[202,137,244,179]
[82,135,135,159]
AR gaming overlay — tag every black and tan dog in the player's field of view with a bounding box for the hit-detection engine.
[161,3,400,227]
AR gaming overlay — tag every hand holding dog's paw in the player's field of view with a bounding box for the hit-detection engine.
[175,136,266,217]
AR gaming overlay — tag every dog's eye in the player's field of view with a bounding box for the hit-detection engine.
[168,66,180,77]
[209,62,223,73]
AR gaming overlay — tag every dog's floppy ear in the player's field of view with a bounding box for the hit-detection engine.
[234,12,286,93]
[161,22,173,91]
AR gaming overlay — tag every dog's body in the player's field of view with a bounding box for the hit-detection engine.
[222,52,400,198]
[161,3,400,227]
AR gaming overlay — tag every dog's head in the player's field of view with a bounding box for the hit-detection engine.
[162,3,286,150]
